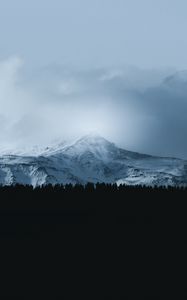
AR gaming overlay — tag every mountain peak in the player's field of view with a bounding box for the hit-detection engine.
[164,70,187,87]
[62,133,117,161]
[76,133,111,145]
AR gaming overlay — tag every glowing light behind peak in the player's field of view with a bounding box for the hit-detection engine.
[44,98,118,141]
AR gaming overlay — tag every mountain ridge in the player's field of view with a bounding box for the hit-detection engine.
[0,134,186,187]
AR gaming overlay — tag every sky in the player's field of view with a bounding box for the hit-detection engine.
[0,0,187,159]
[1,0,187,69]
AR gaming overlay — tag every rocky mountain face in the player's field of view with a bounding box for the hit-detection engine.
[0,134,186,187]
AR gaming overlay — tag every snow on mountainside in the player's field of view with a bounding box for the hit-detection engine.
[0,134,186,187]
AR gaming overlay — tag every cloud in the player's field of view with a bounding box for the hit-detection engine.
[0,57,186,159]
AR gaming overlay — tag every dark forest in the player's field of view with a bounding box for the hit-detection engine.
[0,184,186,297]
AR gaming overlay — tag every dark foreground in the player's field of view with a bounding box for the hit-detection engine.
[0,184,186,298]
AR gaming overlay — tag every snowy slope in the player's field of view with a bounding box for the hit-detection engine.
[0,134,186,187]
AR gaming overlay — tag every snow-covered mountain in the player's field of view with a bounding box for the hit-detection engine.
[0,134,186,187]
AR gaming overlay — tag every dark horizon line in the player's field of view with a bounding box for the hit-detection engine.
[0,183,186,192]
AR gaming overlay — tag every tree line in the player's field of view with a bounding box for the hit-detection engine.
[0,182,186,193]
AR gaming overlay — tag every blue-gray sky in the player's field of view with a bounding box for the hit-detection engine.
[0,0,187,159]
[1,0,187,69]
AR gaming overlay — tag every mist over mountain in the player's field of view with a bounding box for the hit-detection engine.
[0,57,187,159]
[1,0,187,160]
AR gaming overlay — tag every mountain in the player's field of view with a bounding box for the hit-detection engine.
[164,70,187,84]
[0,134,186,187]
[163,70,187,94]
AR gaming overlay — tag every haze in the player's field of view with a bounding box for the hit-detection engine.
[0,0,187,159]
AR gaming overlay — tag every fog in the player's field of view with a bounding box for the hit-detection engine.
[0,56,187,159]
[0,0,187,158]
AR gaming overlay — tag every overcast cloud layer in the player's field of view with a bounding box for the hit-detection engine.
[1,0,187,69]
[0,56,186,159]
[0,1,187,158]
